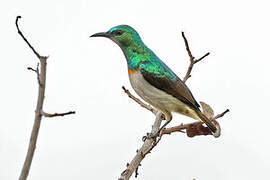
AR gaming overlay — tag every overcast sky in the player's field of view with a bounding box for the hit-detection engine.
[1,0,270,179]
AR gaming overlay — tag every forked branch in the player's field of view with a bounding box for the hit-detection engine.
[16,16,75,180]
[182,32,210,83]
[27,63,41,86]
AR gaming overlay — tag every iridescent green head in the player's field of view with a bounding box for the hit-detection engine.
[90,25,143,48]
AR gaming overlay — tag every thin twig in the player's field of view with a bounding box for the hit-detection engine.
[214,109,230,119]
[16,16,41,59]
[195,52,210,64]
[122,86,157,115]
[27,63,41,86]
[182,32,194,61]
[41,110,76,118]
[182,32,210,83]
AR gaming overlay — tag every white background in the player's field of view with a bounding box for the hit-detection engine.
[1,0,270,179]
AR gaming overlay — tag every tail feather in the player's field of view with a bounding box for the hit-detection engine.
[196,111,220,137]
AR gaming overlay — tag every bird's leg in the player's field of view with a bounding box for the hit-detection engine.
[150,120,170,139]
[142,120,170,142]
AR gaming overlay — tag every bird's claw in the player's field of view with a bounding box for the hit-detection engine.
[149,132,158,140]
[161,114,166,120]
[142,135,147,142]
[142,132,157,142]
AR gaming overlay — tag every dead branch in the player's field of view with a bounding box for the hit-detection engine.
[120,87,229,179]
[119,112,163,180]
[16,16,75,180]
[41,110,76,118]
[122,86,157,115]
[214,109,230,119]
[182,32,210,83]
[27,63,41,86]
[119,31,229,179]
[119,91,229,180]
[141,109,229,160]
[16,16,41,59]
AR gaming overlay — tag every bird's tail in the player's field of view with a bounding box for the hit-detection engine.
[196,111,220,138]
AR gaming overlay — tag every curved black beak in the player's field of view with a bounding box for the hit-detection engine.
[90,32,111,38]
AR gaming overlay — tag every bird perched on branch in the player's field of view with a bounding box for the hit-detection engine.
[90,25,219,138]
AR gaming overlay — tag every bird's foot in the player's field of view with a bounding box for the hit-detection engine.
[142,132,158,142]
[161,114,166,120]
[142,119,169,142]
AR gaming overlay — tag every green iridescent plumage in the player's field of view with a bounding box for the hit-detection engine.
[90,25,218,136]
[108,25,176,80]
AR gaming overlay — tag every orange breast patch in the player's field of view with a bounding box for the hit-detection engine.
[128,69,137,76]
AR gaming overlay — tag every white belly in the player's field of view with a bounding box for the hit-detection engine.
[129,71,199,121]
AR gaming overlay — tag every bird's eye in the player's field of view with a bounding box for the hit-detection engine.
[114,30,123,36]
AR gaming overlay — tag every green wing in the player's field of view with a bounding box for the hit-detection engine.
[139,61,200,110]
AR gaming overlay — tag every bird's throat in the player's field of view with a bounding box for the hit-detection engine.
[122,45,149,70]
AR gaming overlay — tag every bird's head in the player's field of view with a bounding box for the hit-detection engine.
[90,25,142,48]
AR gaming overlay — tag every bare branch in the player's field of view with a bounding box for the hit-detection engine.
[182,32,210,83]
[122,86,157,115]
[16,16,41,59]
[214,109,230,119]
[182,32,194,61]
[119,112,163,180]
[27,63,41,86]
[119,107,229,179]
[42,110,76,118]
[143,109,229,155]
[17,16,75,180]
[19,58,47,180]
[195,52,210,64]
[121,83,229,178]
[141,129,164,157]
[17,16,47,180]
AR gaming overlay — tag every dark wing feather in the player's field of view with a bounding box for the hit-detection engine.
[139,61,200,110]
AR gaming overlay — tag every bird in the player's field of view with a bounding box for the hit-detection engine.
[90,25,219,137]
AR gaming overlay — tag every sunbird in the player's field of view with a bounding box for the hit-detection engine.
[91,25,219,137]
